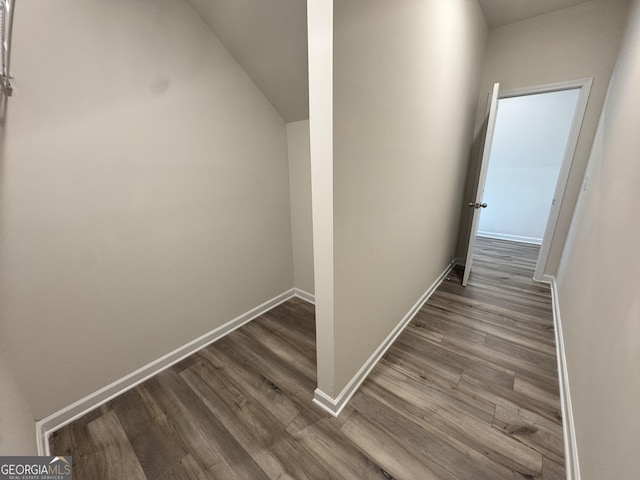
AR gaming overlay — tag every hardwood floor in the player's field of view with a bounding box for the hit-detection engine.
[50,237,564,479]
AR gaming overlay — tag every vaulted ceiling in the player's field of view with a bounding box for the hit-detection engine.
[188,0,596,122]
[187,0,309,122]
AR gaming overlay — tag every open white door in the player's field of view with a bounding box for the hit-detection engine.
[462,82,500,287]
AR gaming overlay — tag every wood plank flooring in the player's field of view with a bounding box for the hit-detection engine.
[51,237,564,479]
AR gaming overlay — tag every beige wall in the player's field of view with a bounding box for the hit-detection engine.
[286,120,314,295]
[556,1,640,477]
[0,0,293,419]
[307,0,336,395]
[458,0,629,274]
[0,355,36,454]
[329,0,488,394]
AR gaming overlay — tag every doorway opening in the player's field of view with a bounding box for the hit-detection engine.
[463,79,592,285]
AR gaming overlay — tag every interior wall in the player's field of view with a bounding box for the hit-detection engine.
[478,89,580,244]
[458,0,630,273]
[0,0,293,420]
[0,355,37,454]
[330,0,488,395]
[556,1,640,477]
[307,0,335,396]
[287,120,314,294]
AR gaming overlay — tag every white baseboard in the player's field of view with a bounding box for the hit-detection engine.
[549,277,581,480]
[311,389,339,416]
[477,231,542,245]
[313,258,457,417]
[532,274,554,284]
[37,288,307,456]
[293,288,315,304]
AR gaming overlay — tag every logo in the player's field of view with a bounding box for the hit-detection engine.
[0,456,72,480]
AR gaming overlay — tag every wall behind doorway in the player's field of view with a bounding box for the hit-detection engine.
[478,89,580,244]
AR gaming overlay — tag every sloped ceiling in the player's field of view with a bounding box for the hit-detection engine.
[477,0,595,28]
[187,0,600,122]
[188,0,309,122]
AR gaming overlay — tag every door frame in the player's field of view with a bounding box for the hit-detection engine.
[497,78,592,282]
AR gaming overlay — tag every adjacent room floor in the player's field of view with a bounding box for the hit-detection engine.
[50,237,564,479]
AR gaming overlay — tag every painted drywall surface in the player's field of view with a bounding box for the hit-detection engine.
[556,1,640,477]
[307,0,335,396]
[287,120,314,294]
[332,0,488,394]
[458,0,630,273]
[0,0,293,419]
[477,0,593,28]
[478,90,580,243]
[187,0,309,122]
[0,356,36,454]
